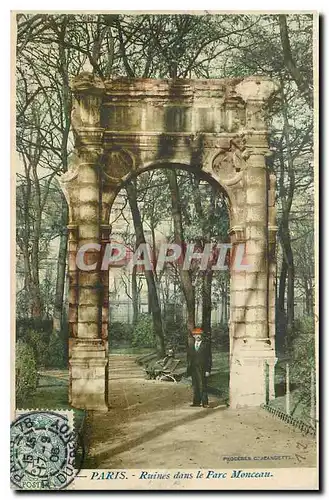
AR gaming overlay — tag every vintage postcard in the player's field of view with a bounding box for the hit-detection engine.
[11,11,319,490]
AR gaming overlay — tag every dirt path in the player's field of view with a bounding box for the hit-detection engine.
[84,378,316,470]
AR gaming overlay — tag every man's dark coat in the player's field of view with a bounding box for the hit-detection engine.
[187,337,212,405]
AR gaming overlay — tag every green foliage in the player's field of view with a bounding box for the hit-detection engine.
[163,317,188,350]
[211,324,229,350]
[26,329,49,367]
[290,316,315,375]
[288,317,316,420]
[16,319,52,341]
[131,314,156,348]
[16,340,38,404]
[16,319,68,369]
[109,322,133,345]
[47,335,67,369]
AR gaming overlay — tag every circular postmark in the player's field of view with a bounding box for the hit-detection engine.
[11,411,79,490]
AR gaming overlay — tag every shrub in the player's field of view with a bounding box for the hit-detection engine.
[163,312,187,346]
[290,316,315,378]
[47,335,67,369]
[26,329,49,368]
[16,340,38,404]
[289,316,316,420]
[211,323,229,350]
[109,322,133,345]
[131,314,156,348]
[16,318,52,341]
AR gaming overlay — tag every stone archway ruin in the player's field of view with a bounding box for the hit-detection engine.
[60,73,278,411]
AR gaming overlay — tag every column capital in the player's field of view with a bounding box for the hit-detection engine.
[67,224,78,239]
[229,226,246,242]
[244,131,272,155]
[71,72,105,133]
[70,72,105,96]
[235,76,279,103]
[235,77,278,133]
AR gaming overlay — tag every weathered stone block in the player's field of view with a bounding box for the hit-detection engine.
[78,271,100,286]
[78,224,99,240]
[78,288,100,305]
[246,239,266,255]
[231,321,246,338]
[68,252,77,271]
[246,254,267,273]
[246,205,267,223]
[231,272,246,291]
[77,322,99,338]
[79,185,99,203]
[70,378,107,411]
[245,306,267,323]
[68,306,78,322]
[71,363,106,379]
[245,272,267,290]
[78,305,100,323]
[246,185,266,205]
[245,321,267,338]
[79,203,99,220]
[78,165,98,183]
[68,286,78,304]
[229,355,267,407]
[268,188,275,207]
[231,307,246,323]
[245,225,266,240]
[268,206,277,225]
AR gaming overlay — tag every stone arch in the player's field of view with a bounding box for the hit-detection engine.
[108,160,231,346]
[60,73,278,410]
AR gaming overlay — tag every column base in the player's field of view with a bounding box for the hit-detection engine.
[69,339,109,411]
[229,338,276,408]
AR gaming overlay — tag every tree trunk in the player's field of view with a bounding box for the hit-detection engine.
[278,220,294,345]
[126,181,165,356]
[305,278,313,316]
[52,194,68,335]
[131,266,139,326]
[277,89,296,346]
[278,257,287,315]
[223,282,228,325]
[166,170,195,333]
[278,15,312,107]
[30,213,43,319]
[201,270,213,336]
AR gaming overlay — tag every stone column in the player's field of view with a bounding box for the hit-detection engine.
[67,223,78,404]
[100,223,111,347]
[229,77,278,408]
[61,73,108,410]
[101,180,121,394]
[267,173,278,400]
[100,222,111,403]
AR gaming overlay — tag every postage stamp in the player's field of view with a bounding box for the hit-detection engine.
[11,9,319,492]
[11,410,78,490]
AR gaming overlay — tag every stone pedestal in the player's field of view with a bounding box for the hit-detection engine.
[229,339,276,408]
[70,340,108,411]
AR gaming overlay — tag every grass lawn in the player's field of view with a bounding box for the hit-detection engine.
[207,351,229,398]
[17,373,86,432]
[110,345,155,355]
[20,383,69,410]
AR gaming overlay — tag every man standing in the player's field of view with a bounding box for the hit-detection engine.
[187,327,212,407]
